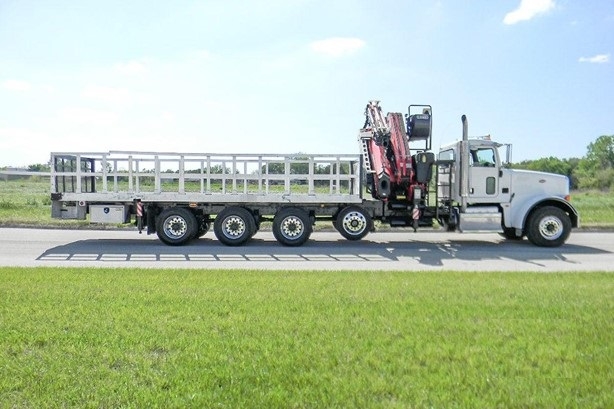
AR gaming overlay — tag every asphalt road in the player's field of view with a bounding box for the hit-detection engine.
[1,228,612,271]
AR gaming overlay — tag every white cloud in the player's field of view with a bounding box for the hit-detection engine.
[503,0,555,25]
[81,84,135,105]
[578,54,610,64]
[188,49,212,61]
[114,60,147,75]
[59,107,119,126]
[161,111,175,121]
[0,127,50,166]
[0,127,47,145]
[2,79,32,91]
[309,37,366,57]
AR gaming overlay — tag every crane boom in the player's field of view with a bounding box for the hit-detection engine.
[359,100,429,201]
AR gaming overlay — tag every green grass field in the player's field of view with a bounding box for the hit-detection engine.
[1,268,612,408]
[569,190,614,227]
[1,177,613,227]
[0,177,87,227]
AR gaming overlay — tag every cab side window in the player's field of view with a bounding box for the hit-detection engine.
[470,148,496,167]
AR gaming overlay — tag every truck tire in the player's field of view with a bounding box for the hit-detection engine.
[526,206,571,247]
[335,206,372,241]
[273,207,312,247]
[214,206,256,246]
[156,207,197,246]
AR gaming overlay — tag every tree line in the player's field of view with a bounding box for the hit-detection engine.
[512,135,613,190]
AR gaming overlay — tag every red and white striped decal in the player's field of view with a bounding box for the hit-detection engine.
[412,206,420,220]
[136,201,143,217]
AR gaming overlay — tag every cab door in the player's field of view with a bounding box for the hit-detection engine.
[468,146,500,203]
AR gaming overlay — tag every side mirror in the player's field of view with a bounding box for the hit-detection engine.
[500,144,513,167]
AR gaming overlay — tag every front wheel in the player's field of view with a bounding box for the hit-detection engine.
[156,207,197,246]
[334,206,372,241]
[526,206,571,247]
[214,207,256,246]
[273,207,312,247]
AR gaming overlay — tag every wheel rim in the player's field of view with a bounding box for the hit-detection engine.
[222,215,246,239]
[280,216,304,240]
[539,216,563,240]
[341,211,367,236]
[163,215,188,239]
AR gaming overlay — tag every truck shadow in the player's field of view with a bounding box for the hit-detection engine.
[36,234,609,269]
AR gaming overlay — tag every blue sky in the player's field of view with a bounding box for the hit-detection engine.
[1,0,612,166]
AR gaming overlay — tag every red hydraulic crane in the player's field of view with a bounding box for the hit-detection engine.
[359,100,434,228]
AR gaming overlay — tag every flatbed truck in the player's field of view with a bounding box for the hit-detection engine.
[50,101,579,247]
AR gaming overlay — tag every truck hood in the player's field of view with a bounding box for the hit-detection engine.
[507,169,570,197]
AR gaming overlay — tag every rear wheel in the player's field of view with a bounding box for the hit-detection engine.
[214,207,256,246]
[273,207,312,247]
[526,206,571,247]
[334,206,372,241]
[156,207,197,246]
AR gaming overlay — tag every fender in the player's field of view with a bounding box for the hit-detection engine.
[505,194,579,231]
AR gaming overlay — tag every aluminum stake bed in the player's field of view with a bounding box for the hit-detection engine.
[50,100,579,247]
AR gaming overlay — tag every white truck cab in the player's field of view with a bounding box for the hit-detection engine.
[436,118,578,247]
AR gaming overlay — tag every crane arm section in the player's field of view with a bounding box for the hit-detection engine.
[358,101,413,200]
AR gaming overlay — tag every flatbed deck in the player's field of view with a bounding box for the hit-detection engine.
[51,151,363,205]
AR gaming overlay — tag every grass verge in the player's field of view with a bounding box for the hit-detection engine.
[1,268,612,408]
[570,190,614,227]
[0,177,86,227]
